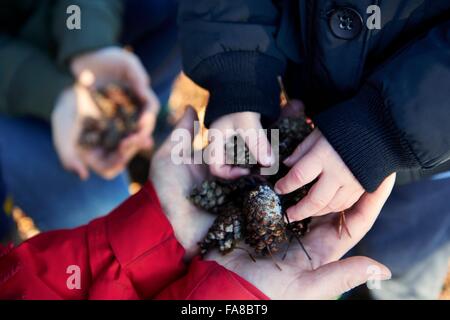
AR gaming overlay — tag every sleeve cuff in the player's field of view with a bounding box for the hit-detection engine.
[155,257,269,300]
[314,84,419,192]
[189,52,284,127]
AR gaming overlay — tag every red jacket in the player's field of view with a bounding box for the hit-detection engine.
[0,182,268,300]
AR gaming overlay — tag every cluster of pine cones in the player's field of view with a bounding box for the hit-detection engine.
[189,115,314,257]
[79,83,143,153]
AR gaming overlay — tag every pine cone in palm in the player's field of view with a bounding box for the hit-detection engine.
[79,83,143,153]
[189,180,234,214]
[244,184,288,256]
[199,203,245,255]
[287,218,311,238]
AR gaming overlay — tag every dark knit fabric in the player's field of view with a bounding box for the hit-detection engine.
[314,85,420,192]
[189,52,284,127]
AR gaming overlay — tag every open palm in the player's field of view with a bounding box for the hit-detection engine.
[207,173,395,299]
[151,106,395,299]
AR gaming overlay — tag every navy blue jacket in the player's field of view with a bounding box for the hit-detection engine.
[179,0,450,191]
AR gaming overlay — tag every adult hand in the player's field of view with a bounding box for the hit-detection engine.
[275,102,365,221]
[150,107,215,261]
[208,173,396,299]
[69,47,159,179]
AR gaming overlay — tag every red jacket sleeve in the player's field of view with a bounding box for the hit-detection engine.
[0,182,269,300]
[0,182,186,300]
[155,257,269,300]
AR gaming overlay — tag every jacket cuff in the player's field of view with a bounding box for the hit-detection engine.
[105,182,186,298]
[155,257,269,300]
[314,84,419,192]
[189,52,284,127]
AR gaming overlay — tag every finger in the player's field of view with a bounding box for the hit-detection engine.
[82,150,125,180]
[293,257,391,299]
[211,164,250,179]
[125,55,150,101]
[207,123,248,179]
[62,156,89,181]
[274,152,322,194]
[280,99,305,118]
[283,129,321,167]
[155,106,200,157]
[286,176,340,220]
[304,173,396,264]
[314,187,362,215]
[237,119,273,167]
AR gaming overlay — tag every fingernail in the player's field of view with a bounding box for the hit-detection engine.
[274,185,282,194]
[286,208,300,221]
[380,273,392,281]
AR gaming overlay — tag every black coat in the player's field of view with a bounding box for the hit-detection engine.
[179,0,450,191]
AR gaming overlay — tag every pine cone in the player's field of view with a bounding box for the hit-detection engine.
[287,217,311,238]
[200,203,245,255]
[272,116,313,161]
[225,135,256,169]
[189,180,234,213]
[79,83,143,153]
[244,184,288,256]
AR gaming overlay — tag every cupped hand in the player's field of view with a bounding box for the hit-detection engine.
[150,107,215,261]
[275,103,365,221]
[208,173,396,299]
[69,47,160,179]
[207,112,274,179]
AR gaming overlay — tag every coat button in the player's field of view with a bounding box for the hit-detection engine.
[329,7,363,40]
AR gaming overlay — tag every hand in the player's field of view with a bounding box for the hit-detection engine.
[70,47,160,178]
[51,85,97,180]
[275,116,365,221]
[150,107,215,260]
[208,173,396,299]
[207,112,274,179]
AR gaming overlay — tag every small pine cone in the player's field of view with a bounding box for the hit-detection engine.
[287,217,311,238]
[272,116,313,161]
[199,203,245,255]
[80,83,143,153]
[79,117,106,148]
[244,184,288,256]
[189,180,233,213]
[225,135,256,169]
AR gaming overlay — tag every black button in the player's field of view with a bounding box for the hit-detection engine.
[329,7,363,40]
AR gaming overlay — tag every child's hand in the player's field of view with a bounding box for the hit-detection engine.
[275,128,365,221]
[208,112,274,179]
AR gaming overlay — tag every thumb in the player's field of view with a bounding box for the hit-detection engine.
[299,256,391,299]
[157,106,199,157]
[62,155,89,181]
[175,105,198,137]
